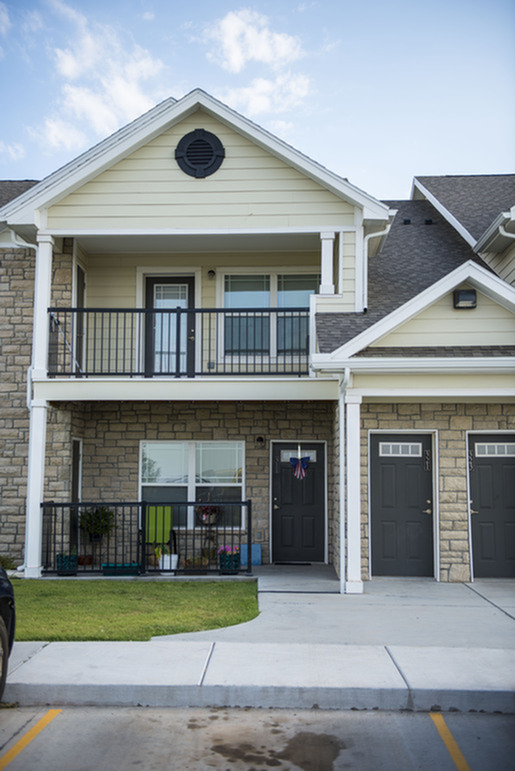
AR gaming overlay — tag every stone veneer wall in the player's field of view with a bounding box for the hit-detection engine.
[0,241,73,562]
[361,402,515,582]
[0,248,34,561]
[49,400,337,565]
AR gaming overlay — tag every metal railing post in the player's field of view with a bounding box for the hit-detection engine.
[246,500,253,576]
[140,501,147,574]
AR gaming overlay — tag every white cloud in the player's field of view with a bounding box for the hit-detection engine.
[142,12,155,21]
[0,2,11,36]
[205,9,303,73]
[28,118,87,152]
[21,10,44,35]
[220,73,311,117]
[28,0,165,151]
[0,140,25,161]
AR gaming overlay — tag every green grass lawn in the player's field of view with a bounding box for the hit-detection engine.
[12,580,259,641]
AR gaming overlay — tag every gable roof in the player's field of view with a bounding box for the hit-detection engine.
[314,258,515,369]
[412,174,515,245]
[316,198,491,353]
[0,89,389,227]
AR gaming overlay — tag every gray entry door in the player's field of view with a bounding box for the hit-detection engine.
[271,442,325,563]
[371,434,434,576]
[469,434,515,578]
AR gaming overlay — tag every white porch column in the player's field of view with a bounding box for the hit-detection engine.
[345,392,363,593]
[319,232,335,294]
[25,234,53,577]
[32,234,54,378]
[24,399,48,577]
[338,380,346,593]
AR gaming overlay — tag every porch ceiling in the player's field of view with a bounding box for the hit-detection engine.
[75,231,322,255]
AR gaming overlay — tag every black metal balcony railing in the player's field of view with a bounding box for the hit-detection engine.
[48,307,310,377]
[41,500,253,576]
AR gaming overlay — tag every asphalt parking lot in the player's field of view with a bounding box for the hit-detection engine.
[1,706,514,770]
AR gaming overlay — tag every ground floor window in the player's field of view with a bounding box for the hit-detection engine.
[140,440,244,526]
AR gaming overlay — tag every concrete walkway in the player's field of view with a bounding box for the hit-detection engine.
[5,568,515,712]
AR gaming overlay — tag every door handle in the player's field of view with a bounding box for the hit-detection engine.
[422,508,432,514]
[273,504,280,510]
[470,509,479,515]
[188,336,195,341]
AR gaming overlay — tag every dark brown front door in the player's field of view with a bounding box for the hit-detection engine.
[371,434,434,576]
[271,442,325,563]
[469,434,515,578]
[145,277,195,376]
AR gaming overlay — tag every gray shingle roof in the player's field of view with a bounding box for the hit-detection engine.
[316,199,491,354]
[354,346,515,358]
[0,180,39,208]
[415,174,515,241]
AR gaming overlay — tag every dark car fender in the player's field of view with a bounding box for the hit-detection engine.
[0,567,16,653]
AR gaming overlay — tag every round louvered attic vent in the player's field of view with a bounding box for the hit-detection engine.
[175,129,225,178]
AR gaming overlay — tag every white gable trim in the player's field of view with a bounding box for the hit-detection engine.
[313,261,515,363]
[412,178,476,248]
[1,89,389,226]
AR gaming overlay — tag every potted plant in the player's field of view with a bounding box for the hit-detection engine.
[79,506,115,542]
[155,544,178,571]
[195,503,222,526]
[56,550,78,576]
[218,545,240,574]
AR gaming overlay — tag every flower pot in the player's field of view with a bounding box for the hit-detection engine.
[159,554,178,571]
[219,553,240,574]
[56,553,78,576]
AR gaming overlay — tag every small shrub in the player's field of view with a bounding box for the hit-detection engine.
[0,555,17,570]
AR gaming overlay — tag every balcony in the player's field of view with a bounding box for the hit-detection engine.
[48,307,310,378]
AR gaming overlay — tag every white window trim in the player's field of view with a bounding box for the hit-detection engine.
[139,440,246,529]
[217,267,320,365]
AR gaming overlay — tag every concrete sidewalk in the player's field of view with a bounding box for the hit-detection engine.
[5,570,515,713]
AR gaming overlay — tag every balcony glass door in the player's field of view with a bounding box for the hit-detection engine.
[145,277,195,376]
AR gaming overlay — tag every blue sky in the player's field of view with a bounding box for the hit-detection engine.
[1,0,514,199]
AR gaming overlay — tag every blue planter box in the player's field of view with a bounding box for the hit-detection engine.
[240,544,262,566]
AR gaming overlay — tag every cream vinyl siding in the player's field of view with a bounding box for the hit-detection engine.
[47,112,355,230]
[371,289,515,347]
[482,244,515,287]
[352,372,515,392]
[85,251,319,308]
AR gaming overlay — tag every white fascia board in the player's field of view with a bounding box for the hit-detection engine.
[1,88,389,227]
[0,226,36,249]
[412,178,476,247]
[474,210,513,253]
[311,356,515,375]
[32,375,339,402]
[321,261,515,361]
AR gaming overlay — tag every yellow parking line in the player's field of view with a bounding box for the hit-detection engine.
[0,709,62,770]
[430,712,470,771]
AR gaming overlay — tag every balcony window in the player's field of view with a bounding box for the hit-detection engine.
[224,272,318,357]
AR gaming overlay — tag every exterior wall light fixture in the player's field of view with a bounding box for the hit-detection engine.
[453,289,477,309]
[207,270,216,279]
